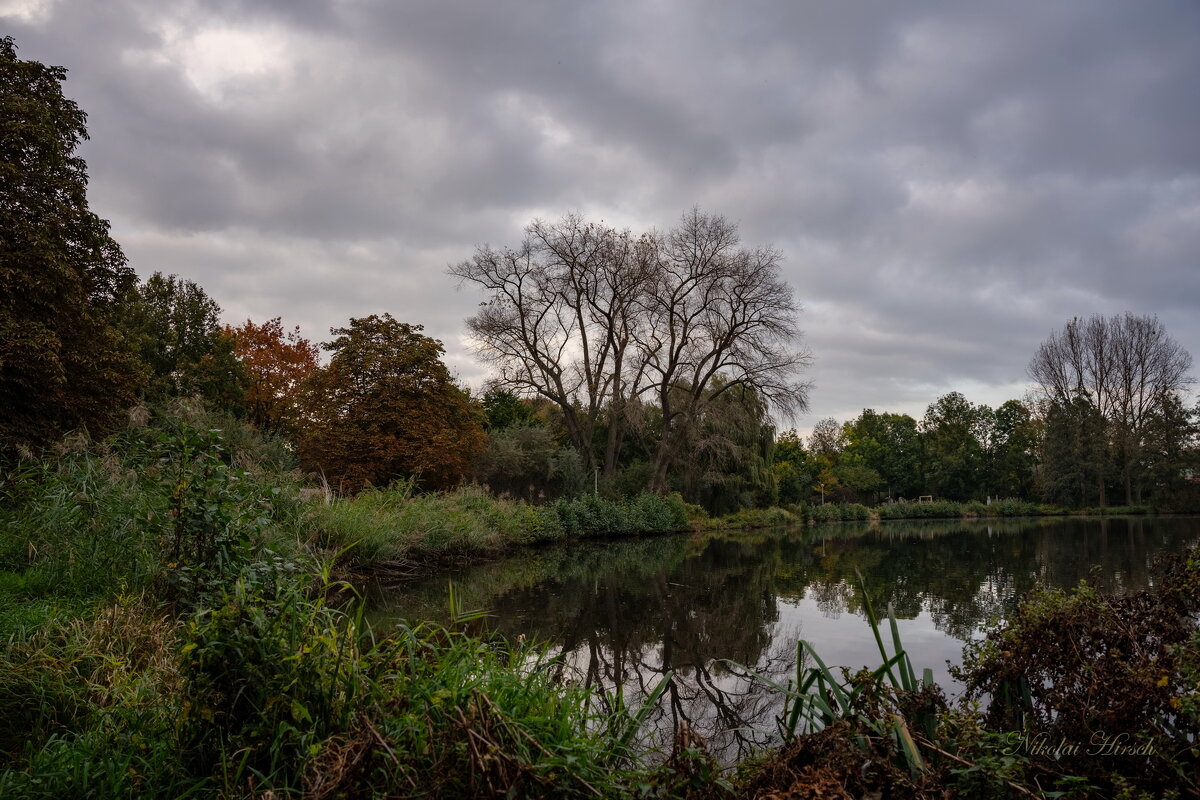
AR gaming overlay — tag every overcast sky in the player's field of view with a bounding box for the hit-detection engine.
[5,0,1199,432]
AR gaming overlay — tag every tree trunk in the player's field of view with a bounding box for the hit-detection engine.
[649,441,674,494]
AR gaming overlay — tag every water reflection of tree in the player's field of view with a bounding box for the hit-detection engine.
[371,517,1200,761]
[494,534,792,762]
[786,516,1195,639]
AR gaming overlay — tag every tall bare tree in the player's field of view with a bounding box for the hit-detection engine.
[450,214,652,473]
[451,209,811,491]
[1029,313,1192,504]
[635,209,811,491]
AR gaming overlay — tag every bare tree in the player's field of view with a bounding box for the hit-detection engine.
[635,209,811,491]
[450,214,651,473]
[451,209,811,491]
[1029,313,1192,504]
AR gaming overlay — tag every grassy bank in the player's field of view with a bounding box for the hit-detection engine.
[0,570,699,798]
[805,498,1157,524]
[307,481,690,571]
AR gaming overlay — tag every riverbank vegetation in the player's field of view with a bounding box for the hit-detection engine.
[805,498,1157,524]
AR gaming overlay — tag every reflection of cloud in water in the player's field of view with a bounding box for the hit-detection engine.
[778,596,966,692]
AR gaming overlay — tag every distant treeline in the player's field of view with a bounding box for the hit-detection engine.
[783,312,1198,512]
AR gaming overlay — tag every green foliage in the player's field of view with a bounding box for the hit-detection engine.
[1039,391,1109,507]
[308,484,690,567]
[551,492,690,538]
[921,392,988,502]
[481,387,540,430]
[0,36,141,454]
[983,399,1039,500]
[115,273,248,413]
[0,404,303,619]
[0,598,183,798]
[668,381,779,515]
[842,409,922,501]
[875,499,1042,519]
[807,502,869,523]
[0,440,162,604]
[693,505,802,530]
[473,424,584,501]
[0,423,704,798]
[0,568,689,798]
[149,420,299,607]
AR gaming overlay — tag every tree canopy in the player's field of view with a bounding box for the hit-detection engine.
[229,317,319,436]
[0,37,140,453]
[299,314,486,493]
[116,273,247,412]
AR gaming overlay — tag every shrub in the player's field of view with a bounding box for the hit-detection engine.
[807,503,869,523]
[876,500,962,519]
[955,548,1200,796]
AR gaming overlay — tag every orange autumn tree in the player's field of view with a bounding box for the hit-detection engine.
[229,317,319,436]
[300,314,486,493]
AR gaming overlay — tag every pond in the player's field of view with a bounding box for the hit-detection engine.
[369,515,1200,763]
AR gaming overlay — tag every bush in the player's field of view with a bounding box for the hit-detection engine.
[807,503,869,523]
[550,493,688,539]
[955,548,1200,797]
[876,500,962,519]
[0,412,302,614]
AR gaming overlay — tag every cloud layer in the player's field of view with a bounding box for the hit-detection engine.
[6,0,1199,427]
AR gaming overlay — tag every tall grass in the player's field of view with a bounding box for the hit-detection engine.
[0,566,686,798]
[0,443,162,607]
[307,482,689,567]
[0,414,304,631]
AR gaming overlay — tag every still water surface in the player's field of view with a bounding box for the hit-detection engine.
[371,515,1200,762]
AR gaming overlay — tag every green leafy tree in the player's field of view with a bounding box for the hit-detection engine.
[1137,394,1199,509]
[772,428,814,505]
[1038,392,1108,507]
[117,273,247,413]
[921,392,987,501]
[670,381,778,514]
[473,425,584,500]
[0,36,141,453]
[481,387,540,431]
[806,417,847,501]
[843,409,922,502]
[982,399,1039,499]
[300,314,487,493]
